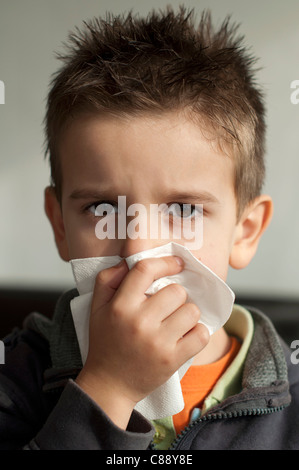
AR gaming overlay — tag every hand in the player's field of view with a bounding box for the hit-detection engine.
[75,255,209,428]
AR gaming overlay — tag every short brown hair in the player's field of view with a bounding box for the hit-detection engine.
[44,6,266,217]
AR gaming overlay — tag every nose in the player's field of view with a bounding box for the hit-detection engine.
[118,238,169,259]
[117,203,171,258]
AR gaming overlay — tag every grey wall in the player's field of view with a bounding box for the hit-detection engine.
[0,0,298,298]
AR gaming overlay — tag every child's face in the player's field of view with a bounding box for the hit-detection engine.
[56,112,241,282]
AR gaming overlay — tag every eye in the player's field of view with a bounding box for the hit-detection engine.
[167,203,200,219]
[87,201,118,216]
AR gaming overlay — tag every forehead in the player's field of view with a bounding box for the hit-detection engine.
[58,111,235,199]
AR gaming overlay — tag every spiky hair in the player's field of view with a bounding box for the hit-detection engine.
[45,6,266,215]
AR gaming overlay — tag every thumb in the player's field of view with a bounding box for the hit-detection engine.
[92,260,129,309]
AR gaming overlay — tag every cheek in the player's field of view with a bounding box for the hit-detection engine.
[64,214,121,259]
[192,211,237,280]
[197,250,230,281]
[207,258,230,281]
[62,212,95,258]
[190,234,232,282]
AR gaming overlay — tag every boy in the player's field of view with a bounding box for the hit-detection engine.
[1,7,299,450]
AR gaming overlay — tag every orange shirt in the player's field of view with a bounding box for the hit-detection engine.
[173,336,241,435]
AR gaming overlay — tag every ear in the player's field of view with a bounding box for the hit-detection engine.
[229,195,273,270]
[44,186,70,261]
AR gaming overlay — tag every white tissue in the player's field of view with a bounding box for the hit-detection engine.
[70,242,235,420]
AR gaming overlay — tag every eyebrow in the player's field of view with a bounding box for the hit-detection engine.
[69,188,117,200]
[161,190,220,205]
[69,188,220,205]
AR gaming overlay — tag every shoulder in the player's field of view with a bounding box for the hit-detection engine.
[0,323,51,398]
[0,323,53,448]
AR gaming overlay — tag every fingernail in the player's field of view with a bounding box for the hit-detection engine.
[174,256,184,266]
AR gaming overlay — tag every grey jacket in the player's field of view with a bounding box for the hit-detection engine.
[0,289,298,450]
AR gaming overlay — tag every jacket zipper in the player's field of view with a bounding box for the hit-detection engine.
[150,405,286,450]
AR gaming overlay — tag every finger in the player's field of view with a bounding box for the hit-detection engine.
[161,302,201,339]
[144,282,188,321]
[92,260,129,310]
[114,255,184,307]
[176,323,210,365]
